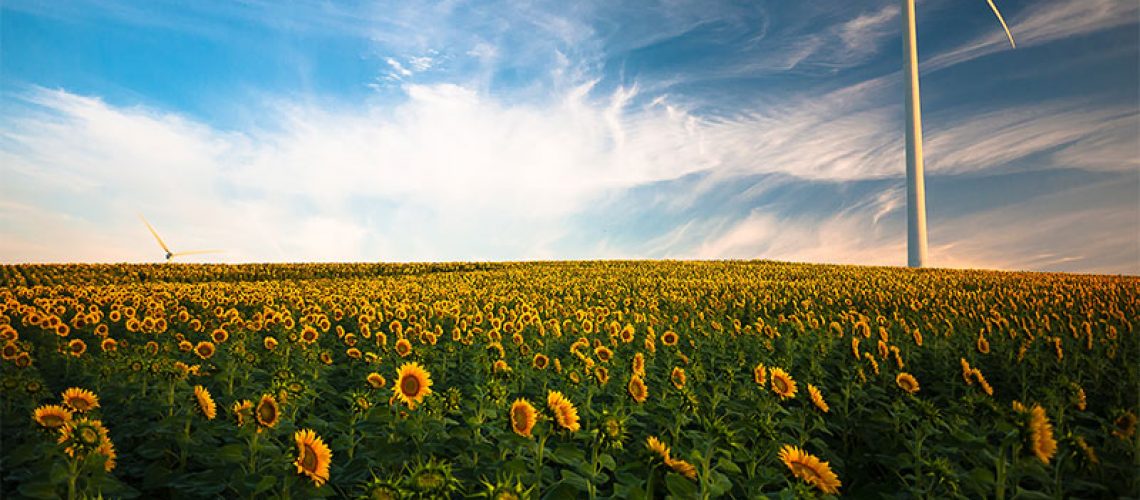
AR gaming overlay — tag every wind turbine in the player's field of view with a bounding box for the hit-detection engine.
[903,0,1015,267]
[139,215,222,262]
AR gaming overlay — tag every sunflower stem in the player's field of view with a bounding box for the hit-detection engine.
[66,454,79,500]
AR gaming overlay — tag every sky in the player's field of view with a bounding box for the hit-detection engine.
[0,0,1137,273]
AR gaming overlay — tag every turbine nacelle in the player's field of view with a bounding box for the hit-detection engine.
[139,215,222,263]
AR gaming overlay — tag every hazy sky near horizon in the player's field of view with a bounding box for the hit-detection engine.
[1,0,1137,273]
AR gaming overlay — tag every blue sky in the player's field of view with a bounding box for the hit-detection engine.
[1,0,1137,273]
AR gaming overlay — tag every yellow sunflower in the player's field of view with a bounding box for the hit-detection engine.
[661,330,678,347]
[666,457,698,480]
[211,328,229,344]
[256,394,280,428]
[753,362,767,385]
[61,387,100,413]
[778,444,841,495]
[194,385,217,420]
[395,338,412,358]
[194,341,216,360]
[367,372,386,389]
[100,338,118,352]
[895,372,920,394]
[628,375,648,404]
[264,336,278,350]
[807,384,829,413]
[1028,404,1057,464]
[670,367,686,389]
[594,346,613,363]
[66,339,87,357]
[33,404,73,429]
[509,398,537,438]
[57,418,110,458]
[547,391,581,432]
[293,429,332,487]
[632,353,645,377]
[393,362,433,409]
[300,326,319,345]
[232,400,253,426]
[646,435,671,461]
[532,353,549,369]
[770,368,797,400]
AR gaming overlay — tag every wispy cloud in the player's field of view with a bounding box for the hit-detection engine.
[926,0,1139,71]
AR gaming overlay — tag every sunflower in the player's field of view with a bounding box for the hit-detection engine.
[194,341,216,360]
[100,338,118,352]
[666,457,698,480]
[211,328,229,344]
[547,391,580,432]
[293,429,332,487]
[594,346,613,363]
[770,368,797,400]
[95,440,117,472]
[646,436,671,461]
[33,404,73,429]
[779,445,841,494]
[977,334,990,354]
[509,398,537,437]
[895,372,920,394]
[594,366,609,385]
[232,400,253,426]
[661,330,678,347]
[753,362,767,385]
[145,341,160,356]
[61,387,100,413]
[850,337,861,360]
[628,375,648,403]
[256,394,280,428]
[66,339,86,357]
[178,340,193,353]
[1114,412,1137,440]
[670,367,686,389]
[194,385,217,420]
[347,348,362,359]
[532,353,549,370]
[264,336,278,350]
[969,369,994,396]
[807,384,829,413]
[300,326,319,345]
[367,372,387,389]
[58,418,110,458]
[632,353,645,377]
[493,359,512,375]
[393,362,433,409]
[395,338,412,358]
[1028,404,1057,464]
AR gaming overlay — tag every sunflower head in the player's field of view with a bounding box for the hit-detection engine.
[58,418,110,458]
[509,398,537,438]
[646,435,671,461]
[778,444,841,495]
[232,400,254,426]
[628,375,648,403]
[1028,404,1057,464]
[670,367,686,389]
[895,372,920,394]
[770,368,797,400]
[406,458,460,497]
[666,457,698,480]
[194,341,216,360]
[753,362,767,385]
[367,372,387,390]
[807,384,829,413]
[293,428,333,487]
[546,391,580,432]
[61,387,100,413]
[256,394,280,428]
[33,404,73,430]
[393,362,433,409]
[194,385,217,420]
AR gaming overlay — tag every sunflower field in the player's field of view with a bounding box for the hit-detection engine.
[0,261,1137,499]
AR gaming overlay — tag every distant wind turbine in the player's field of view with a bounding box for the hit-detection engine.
[903,0,1015,267]
[139,215,222,262]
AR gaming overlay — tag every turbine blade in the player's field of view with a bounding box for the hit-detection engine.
[170,250,223,257]
[138,215,172,254]
[985,0,1017,48]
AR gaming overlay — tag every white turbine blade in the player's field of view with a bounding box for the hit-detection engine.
[139,215,172,254]
[170,250,223,257]
[985,0,1017,48]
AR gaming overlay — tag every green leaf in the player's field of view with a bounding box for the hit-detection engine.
[664,472,697,498]
[598,453,617,472]
[17,481,59,499]
[254,475,277,494]
[559,470,591,492]
[217,443,246,463]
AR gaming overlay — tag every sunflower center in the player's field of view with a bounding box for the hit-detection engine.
[69,398,90,411]
[774,378,788,393]
[42,415,64,427]
[301,444,318,471]
[512,408,529,430]
[401,375,421,396]
[78,427,100,446]
[258,402,277,423]
[790,462,823,482]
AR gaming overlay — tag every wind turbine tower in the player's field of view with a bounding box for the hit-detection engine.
[902,0,1015,267]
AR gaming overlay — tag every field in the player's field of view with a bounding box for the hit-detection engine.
[0,261,1137,499]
